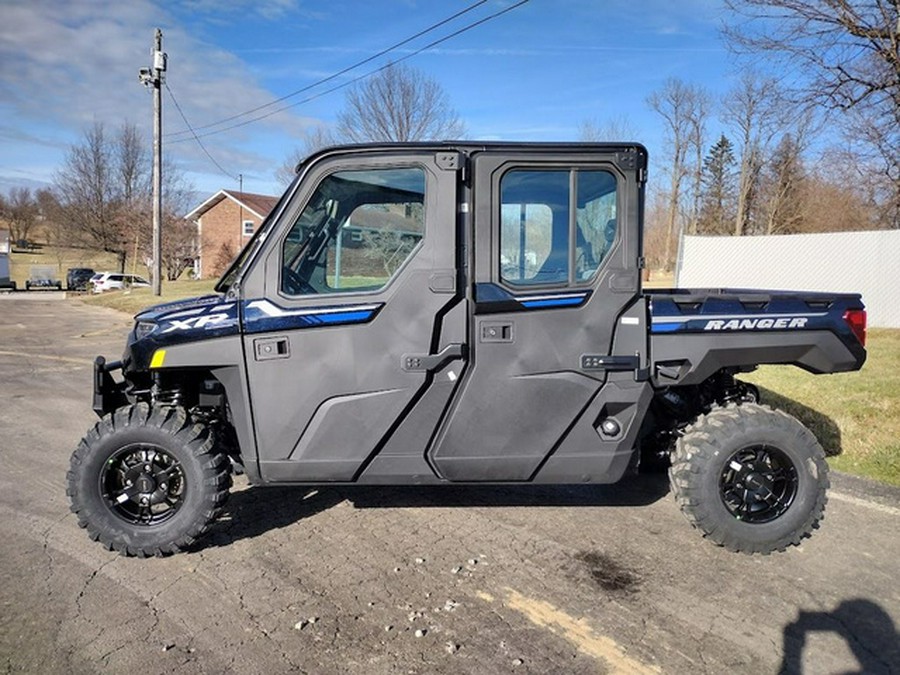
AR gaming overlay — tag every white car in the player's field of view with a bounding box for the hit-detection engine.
[91,272,151,293]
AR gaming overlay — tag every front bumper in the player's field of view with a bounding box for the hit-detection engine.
[92,356,128,417]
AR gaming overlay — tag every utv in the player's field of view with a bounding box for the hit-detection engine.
[68,143,867,557]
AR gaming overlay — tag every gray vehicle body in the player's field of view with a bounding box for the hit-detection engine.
[94,143,866,488]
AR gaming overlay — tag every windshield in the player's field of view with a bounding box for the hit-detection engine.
[214,182,295,294]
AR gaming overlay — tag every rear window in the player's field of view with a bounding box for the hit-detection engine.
[499,169,617,287]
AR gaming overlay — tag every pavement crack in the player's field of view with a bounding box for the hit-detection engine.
[74,557,116,614]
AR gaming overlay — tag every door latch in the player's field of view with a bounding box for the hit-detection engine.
[402,343,466,372]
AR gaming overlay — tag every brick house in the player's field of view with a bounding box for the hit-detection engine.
[186,190,278,279]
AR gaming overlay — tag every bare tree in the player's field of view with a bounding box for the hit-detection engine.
[275,125,339,188]
[118,123,149,207]
[1,187,40,244]
[687,93,713,234]
[54,121,195,274]
[337,63,466,143]
[762,132,808,234]
[211,241,236,278]
[841,105,900,227]
[799,169,879,233]
[577,115,638,141]
[36,189,74,262]
[54,123,125,268]
[641,190,672,272]
[722,72,785,235]
[647,79,711,268]
[159,215,197,280]
[723,0,900,226]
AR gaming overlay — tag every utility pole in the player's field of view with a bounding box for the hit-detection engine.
[139,29,166,296]
[238,173,243,250]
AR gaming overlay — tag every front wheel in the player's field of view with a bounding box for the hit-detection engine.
[669,403,828,554]
[67,404,231,557]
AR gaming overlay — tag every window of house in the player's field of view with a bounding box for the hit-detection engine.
[242,220,254,236]
[499,169,617,287]
[280,167,425,296]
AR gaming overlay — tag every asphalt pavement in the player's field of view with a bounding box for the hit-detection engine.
[0,295,898,674]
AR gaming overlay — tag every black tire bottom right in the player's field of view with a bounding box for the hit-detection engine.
[669,403,829,554]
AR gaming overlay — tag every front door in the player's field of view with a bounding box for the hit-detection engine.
[243,151,464,482]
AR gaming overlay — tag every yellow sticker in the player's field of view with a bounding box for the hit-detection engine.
[149,349,166,369]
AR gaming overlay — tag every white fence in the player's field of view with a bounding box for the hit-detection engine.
[676,230,900,328]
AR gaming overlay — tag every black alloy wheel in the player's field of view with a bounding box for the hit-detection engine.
[718,445,799,524]
[100,443,187,526]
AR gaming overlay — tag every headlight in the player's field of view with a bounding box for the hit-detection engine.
[134,321,158,340]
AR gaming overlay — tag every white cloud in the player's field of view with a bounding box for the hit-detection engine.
[176,0,314,22]
[0,0,319,193]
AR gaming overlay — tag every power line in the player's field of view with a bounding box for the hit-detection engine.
[165,0,490,140]
[170,0,530,144]
[165,81,238,180]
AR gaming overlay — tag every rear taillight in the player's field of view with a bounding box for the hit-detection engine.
[843,309,867,347]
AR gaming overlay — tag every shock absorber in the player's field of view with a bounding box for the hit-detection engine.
[151,372,184,408]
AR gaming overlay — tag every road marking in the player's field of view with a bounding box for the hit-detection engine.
[830,491,900,517]
[478,587,660,674]
[0,350,88,365]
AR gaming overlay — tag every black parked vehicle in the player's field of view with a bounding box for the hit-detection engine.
[66,267,95,291]
[25,277,62,290]
[69,142,867,557]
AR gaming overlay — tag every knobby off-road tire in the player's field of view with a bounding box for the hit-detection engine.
[67,404,231,557]
[669,403,828,554]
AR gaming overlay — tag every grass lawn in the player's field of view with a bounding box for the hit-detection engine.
[8,246,121,287]
[79,279,218,315]
[742,328,900,487]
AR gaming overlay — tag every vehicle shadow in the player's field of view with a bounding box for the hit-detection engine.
[779,598,899,674]
[193,472,670,552]
[194,484,345,551]
[347,472,670,510]
[757,386,843,456]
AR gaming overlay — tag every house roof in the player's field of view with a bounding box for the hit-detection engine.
[185,189,279,222]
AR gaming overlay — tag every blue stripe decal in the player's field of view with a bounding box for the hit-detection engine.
[242,299,382,333]
[651,322,682,333]
[316,310,375,324]
[521,296,586,309]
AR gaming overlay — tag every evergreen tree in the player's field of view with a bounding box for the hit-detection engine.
[697,135,737,234]
[764,134,805,234]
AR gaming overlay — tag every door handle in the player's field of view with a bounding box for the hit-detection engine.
[402,343,466,372]
[254,336,290,361]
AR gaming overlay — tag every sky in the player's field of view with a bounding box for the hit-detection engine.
[0,0,742,202]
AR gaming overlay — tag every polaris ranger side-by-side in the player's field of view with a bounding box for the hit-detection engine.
[68,143,867,557]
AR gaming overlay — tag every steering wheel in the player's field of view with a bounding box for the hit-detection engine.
[281,267,315,295]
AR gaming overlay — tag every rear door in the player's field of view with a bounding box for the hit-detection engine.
[243,150,466,482]
[429,147,645,481]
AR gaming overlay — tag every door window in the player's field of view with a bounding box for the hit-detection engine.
[499,169,617,287]
[281,167,425,295]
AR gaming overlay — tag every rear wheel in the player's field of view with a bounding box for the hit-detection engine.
[669,403,828,554]
[67,404,231,557]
